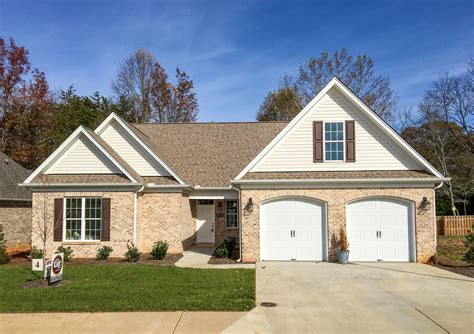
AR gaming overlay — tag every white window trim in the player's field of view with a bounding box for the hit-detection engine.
[63,197,102,242]
[323,121,345,162]
[225,200,239,229]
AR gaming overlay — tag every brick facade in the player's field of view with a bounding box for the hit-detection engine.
[240,188,436,263]
[214,199,239,246]
[0,202,32,248]
[32,191,135,258]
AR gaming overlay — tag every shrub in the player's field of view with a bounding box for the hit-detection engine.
[96,246,113,260]
[56,245,74,262]
[124,242,140,262]
[464,232,474,264]
[30,246,45,259]
[0,242,10,265]
[151,241,169,260]
[215,238,236,258]
[337,229,349,251]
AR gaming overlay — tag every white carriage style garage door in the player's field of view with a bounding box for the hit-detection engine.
[260,197,326,261]
[346,198,415,262]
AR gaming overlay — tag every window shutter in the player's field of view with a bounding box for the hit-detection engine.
[345,120,355,162]
[53,198,63,241]
[313,121,323,163]
[101,198,111,241]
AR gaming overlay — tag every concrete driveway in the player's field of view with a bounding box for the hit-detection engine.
[224,262,474,334]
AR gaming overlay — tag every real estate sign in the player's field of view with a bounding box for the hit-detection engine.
[44,253,64,284]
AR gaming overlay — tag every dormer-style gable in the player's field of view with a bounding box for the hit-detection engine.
[235,77,444,180]
[95,113,185,185]
[23,126,139,184]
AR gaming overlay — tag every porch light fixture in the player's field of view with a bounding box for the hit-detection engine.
[247,198,254,212]
[218,202,223,212]
[420,197,431,209]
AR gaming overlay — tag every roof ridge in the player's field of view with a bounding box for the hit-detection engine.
[134,121,290,125]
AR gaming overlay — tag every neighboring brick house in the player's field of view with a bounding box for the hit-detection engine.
[0,152,32,251]
[22,78,448,263]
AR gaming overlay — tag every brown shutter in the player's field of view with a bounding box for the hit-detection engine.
[345,120,355,162]
[101,198,111,241]
[53,198,63,241]
[313,121,324,163]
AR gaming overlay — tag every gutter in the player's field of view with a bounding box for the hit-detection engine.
[19,183,142,188]
[231,177,451,185]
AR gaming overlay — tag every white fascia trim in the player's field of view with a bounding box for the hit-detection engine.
[95,113,186,185]
[23,126,138,184]
[232,177,450,185]
[20,183,141,188]
[234,77,445,180]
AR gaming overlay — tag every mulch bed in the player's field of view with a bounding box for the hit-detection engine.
[22,279,72,289]
[10,254,183,267]
[208,247,239,265]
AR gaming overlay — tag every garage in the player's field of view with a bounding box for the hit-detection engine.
[346,198,415,262]
[260,197,326,261]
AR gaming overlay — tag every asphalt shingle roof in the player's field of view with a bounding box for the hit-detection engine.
[0,152,32,200]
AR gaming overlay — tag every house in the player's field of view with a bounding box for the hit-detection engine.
[1,152,32,251]
[21,78,448,262]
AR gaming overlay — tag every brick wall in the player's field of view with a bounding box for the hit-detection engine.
[214,199,239,246]
[240,188,436,263]
[0,203,31,248]
[31,191,134,258]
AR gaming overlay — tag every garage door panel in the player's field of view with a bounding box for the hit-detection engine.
[347,198,414,262]
[261,198,325,261]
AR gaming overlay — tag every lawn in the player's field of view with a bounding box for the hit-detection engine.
[0,263,255,312]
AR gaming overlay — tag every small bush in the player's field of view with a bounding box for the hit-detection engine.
[151,241,169,260]
[56,245,74,262]
[0,243,11,265]
[96,245,113,260]
[30,246,45,259]
[463,232,474,264]
[124,242,140,262]
[215,238,236,258]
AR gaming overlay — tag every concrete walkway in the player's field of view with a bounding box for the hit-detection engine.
[175,246,254,269]
[224,262,474,334]
[0,311,246,334]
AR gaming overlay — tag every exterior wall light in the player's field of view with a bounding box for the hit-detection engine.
[247,198,254,212]
[218,201,223,212]
[420,197,431,210]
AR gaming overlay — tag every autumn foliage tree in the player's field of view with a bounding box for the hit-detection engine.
[0,37,53,168]
[111,48,198,123]
[257,49,398,123]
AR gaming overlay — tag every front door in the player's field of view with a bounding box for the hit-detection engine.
[196,200,215,244]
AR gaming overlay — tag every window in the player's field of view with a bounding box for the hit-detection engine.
[226,200,238,228]
[324,122,344,161]
[65,198,102,241]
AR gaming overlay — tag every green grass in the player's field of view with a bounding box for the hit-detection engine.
[0,263,255,312]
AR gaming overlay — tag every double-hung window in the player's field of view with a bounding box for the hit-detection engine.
[324,122,344,161]
[65,198,102,241]
[226,200,238,228]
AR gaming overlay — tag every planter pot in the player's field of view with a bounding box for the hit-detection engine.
[338,250,350,264]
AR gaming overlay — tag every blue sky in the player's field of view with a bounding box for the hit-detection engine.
[1,0,473,121]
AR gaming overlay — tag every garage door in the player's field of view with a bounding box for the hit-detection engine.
[260,197,326,261]
[346,198,415,262]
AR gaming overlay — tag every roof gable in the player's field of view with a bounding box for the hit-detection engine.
[24,127,139,184]
[235,77,445,179]
[95,113,185,184]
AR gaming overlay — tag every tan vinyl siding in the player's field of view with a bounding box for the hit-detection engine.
[252,87,423,172]
[45,135,121,174]
[100,120,170,176]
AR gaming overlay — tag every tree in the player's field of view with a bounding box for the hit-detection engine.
[0,37,53,169]
[257,49,398,122]
[111,48,198,123]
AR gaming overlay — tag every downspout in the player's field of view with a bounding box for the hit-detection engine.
[133,185,145,245]
[232,185,242,262]
[433,182,443,258]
